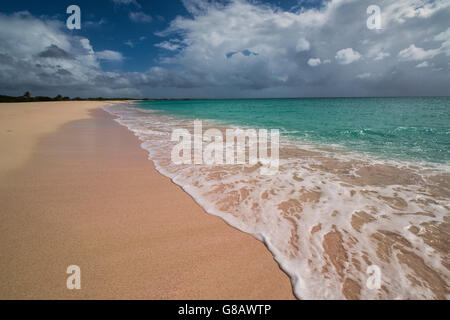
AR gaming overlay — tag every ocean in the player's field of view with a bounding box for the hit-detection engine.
[104,97,449,299]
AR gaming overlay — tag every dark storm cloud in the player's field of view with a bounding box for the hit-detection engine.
[37,45,72,59]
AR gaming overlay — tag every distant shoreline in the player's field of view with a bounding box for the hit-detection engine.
[0,93,197,103]
[2,94,449,103]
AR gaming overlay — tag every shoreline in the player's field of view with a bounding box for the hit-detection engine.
[0,101,295,299]
[106,102,449,299]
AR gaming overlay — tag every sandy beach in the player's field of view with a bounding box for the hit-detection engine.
[0,101,294,299]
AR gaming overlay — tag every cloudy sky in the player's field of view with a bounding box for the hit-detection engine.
[0,0,449,98]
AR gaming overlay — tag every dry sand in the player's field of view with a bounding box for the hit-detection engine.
[0,101,294,299]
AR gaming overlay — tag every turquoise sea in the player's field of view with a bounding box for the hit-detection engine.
[105,97,450,300]
[136,97,450,164]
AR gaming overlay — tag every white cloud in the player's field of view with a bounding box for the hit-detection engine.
[415,61,430,68]
[296,38,310,52]
[129,12,152,23]
[434,28,450,42]
[155,41,181,51]
[0,12,71,59]
[1,0,450,98]
[0,13,134,97]
[383,0,450,25]
[80,38,94,53]
[111,0,141,7]
[78,38,98,67]
[150,0,448,95]
[433,28,450,56]
[307,58,321,67]
[398,44,440,61]
[96,50,123,61]
[357,73,371,79]
[125,36,147,48]
[85,18,106,28]
[374,52,391,61]
[335,48,361,65]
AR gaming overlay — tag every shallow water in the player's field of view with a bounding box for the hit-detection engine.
[135,97,450,164]
[104,99,449,300]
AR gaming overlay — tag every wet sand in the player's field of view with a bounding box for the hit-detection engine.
[0,102,294,299]
[103,104,449,299]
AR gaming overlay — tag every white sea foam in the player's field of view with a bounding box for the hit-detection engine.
[104,103,450,300]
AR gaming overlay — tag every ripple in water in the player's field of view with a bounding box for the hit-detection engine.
[104,103,449,300]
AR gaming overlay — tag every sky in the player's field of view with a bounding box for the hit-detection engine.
[0,0,449,98]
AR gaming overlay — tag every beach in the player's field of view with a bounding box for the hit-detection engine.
[1,0,449,303]
[105,99,449,300]
[0,101,294,299]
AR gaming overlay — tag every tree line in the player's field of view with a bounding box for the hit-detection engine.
[0,92,141,103]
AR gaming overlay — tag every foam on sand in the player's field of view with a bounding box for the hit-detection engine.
[104,103,449,300]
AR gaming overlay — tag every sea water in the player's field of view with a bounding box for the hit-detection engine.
[104,97,449,299]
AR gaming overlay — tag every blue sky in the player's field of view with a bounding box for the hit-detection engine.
[0,0,449,98]
[0,0,319,73]
[1,0,189,72]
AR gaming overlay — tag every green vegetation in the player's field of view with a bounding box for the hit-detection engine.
[0,92,140,103]
[0,92,197,103]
